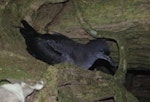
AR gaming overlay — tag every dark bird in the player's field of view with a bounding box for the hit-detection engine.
[19,20,115,70]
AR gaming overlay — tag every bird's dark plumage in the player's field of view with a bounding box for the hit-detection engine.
[19,20,115,70]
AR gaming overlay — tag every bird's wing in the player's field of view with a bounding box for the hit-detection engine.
[28,38,64,64]
[45,39,75,64]
[45,33,77,55]
[46,39,68,55]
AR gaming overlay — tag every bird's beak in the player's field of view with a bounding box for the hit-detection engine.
[96,53,116,67]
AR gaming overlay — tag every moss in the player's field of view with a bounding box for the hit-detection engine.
[58,87,79,102]
[46,66,58,95]
[79,0,150,25]
[0,65,31,80]
[0,50,48,82]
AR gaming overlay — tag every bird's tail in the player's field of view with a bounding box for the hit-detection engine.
[19,20,37,38]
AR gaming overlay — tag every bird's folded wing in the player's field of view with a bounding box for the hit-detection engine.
[46,40,67,55]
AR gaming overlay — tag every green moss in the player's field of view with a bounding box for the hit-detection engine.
[0,65,31,80]
[46,66,58,94]
[58,87,79,102]
[0,50,48,81]
[79,0,150,25]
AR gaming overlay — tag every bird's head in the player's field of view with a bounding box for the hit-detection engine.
[86,38,116,67]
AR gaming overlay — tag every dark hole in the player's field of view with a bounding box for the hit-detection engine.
[89,59,117,75]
